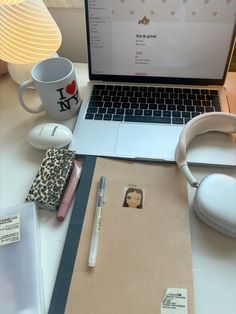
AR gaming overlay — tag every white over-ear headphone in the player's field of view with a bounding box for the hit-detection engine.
[175,112,236,238]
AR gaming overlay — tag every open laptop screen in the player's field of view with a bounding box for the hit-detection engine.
[85,0,236,85]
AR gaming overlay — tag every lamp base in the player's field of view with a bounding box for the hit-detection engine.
[8,62,35,85]
[8,53,59,85]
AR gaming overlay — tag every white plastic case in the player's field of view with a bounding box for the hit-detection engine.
[0,202,45,314]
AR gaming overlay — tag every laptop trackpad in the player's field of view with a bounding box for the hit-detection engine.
[115,123,180,160]
[115,123,236,165]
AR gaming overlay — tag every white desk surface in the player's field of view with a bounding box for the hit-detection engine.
[0,64,235,314]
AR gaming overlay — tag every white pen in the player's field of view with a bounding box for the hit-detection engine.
[88,176,106,267]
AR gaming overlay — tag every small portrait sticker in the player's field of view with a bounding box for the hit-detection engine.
[122,186,144,209]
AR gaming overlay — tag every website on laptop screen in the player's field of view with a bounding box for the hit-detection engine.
[87,0,235,80]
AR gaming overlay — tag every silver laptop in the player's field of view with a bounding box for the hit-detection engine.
[70,0,236,165]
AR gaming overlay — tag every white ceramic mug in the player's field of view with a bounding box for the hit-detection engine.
[18,57,81,121]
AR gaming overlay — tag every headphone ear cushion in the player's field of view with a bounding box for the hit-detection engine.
[193,173,236,238]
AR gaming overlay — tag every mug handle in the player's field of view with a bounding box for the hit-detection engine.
[18,80,44,113]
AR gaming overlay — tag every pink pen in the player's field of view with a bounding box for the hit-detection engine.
[56,159,83,221]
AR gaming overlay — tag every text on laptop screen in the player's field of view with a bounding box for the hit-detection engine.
[87,0,236,80]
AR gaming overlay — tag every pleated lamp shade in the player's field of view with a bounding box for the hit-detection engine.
[0,0,62,83]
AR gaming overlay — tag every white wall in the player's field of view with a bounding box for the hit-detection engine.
[48,7,88,63]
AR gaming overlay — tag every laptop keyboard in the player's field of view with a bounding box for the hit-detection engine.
[85,84,221,125]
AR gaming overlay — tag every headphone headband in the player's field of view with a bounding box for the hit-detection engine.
[175,112,236,187]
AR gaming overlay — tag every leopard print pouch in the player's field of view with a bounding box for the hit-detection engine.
[26,148,75,210]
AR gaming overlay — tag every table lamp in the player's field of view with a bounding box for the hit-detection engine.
[0,0,62,84]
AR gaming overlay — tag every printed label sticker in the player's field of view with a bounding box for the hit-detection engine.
[0,214,20,246]
[161,288,187,314]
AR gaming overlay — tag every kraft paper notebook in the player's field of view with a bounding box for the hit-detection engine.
[49,156,194,314]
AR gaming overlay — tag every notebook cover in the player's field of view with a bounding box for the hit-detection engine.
[64,157,194,314]
[0,202,44,314]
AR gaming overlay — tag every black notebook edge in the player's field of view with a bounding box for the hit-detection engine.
[48,155,96,314]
